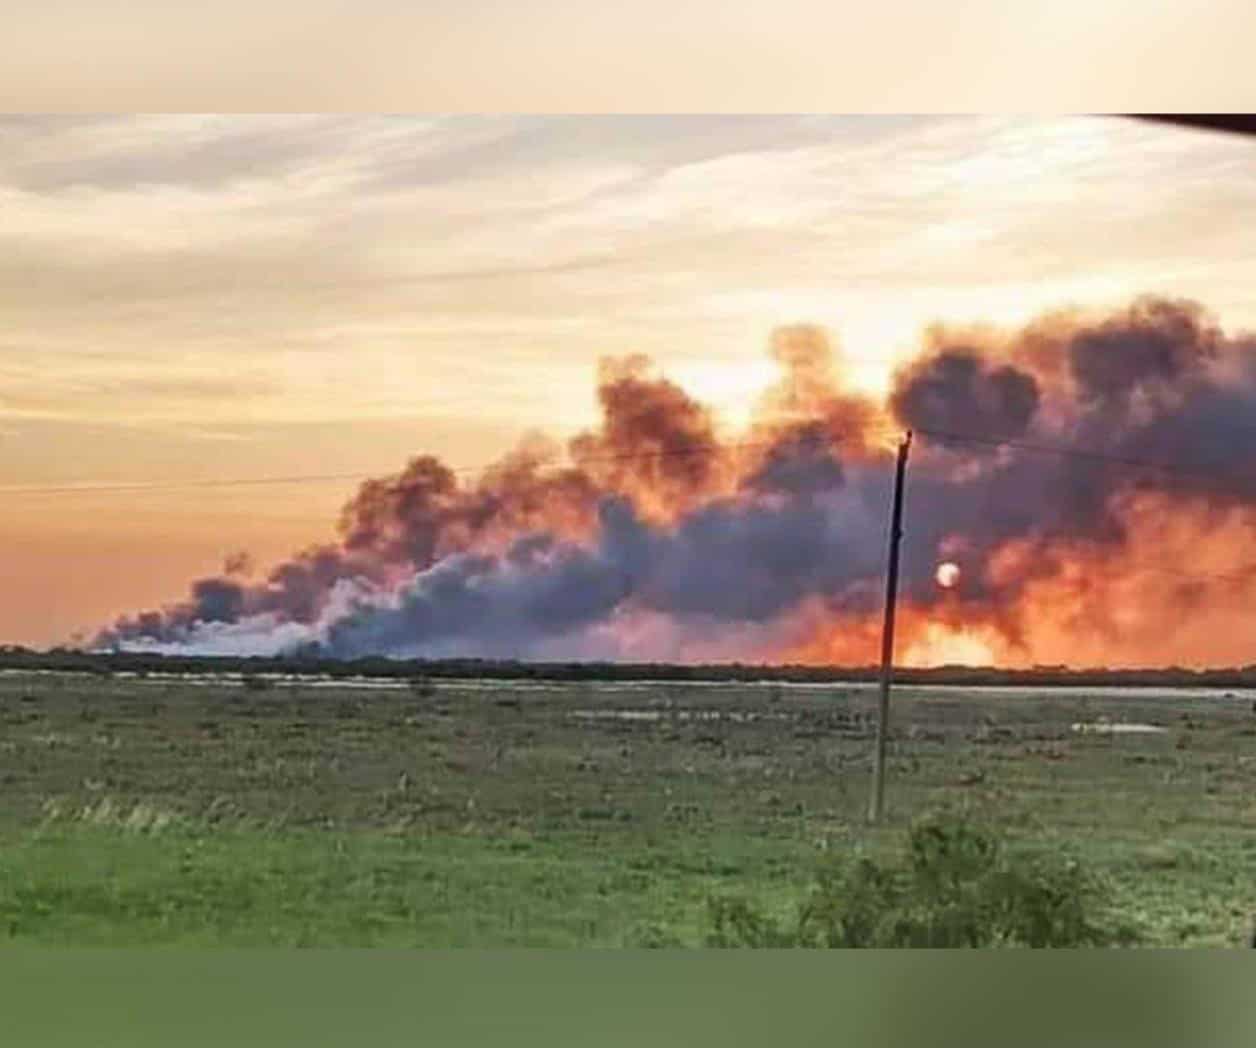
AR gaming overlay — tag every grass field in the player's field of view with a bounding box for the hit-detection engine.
[2,669,1255,946]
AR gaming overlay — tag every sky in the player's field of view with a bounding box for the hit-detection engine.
[3,114,1256,647]
[7,2,1255,111]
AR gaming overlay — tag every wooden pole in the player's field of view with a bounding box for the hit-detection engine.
[869,430,912,824]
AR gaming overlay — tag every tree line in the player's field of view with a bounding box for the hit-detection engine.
[2,645,1255,688]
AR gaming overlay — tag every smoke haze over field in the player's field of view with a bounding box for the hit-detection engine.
[99,296,1256,668]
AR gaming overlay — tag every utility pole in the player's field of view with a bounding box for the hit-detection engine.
[868,430,912,824]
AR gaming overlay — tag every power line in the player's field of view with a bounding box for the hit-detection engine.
[915,427,1256,486]
[914,427,1256,587]
[2,392,784,498]
[0,471,378,497]
[0,437,784,499]
[7,423,1256,498]
[9,414,1256,606]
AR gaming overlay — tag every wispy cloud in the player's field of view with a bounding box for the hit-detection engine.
[2,115,1255,437]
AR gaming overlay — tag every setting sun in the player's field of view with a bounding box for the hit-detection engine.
[935,561,962,589]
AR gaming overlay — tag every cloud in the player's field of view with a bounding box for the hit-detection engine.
[4,114,1256,456]
[91,294,1256,668]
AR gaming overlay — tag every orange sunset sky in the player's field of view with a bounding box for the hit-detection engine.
[3,114,1256,647]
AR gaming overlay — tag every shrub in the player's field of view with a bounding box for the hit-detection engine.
[706,816,1134,948]
[707,895,804,948]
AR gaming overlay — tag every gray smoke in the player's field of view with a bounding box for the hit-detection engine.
[96,295,1256,663]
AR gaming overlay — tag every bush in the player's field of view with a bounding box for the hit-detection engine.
[707,896,805,948]
[707,816,1135,948]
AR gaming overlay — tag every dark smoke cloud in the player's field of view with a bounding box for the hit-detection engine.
[1066,297,1222,411]
[97,295,1256,663]
[318,485,887,660]
[890,349,1040,440]
[569,354,726,517]
[323,503,646,659]
[253,546,367,623]
[190,578,246,623]
[745,422,845,497]
[885,296,1256,641]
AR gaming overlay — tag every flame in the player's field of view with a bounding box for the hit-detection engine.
[902,623,997,668]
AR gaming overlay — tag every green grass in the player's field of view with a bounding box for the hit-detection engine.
[1,672,1255,945]
[1,815,827,947]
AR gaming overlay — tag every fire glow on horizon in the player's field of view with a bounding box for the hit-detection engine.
[97,296,1256,670]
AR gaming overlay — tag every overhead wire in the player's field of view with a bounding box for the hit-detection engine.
[913,426,1256,589]
[9,411,1256,590]
[10,423,1256,497]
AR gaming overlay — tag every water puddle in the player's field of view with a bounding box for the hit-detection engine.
[1070,721,1168,735]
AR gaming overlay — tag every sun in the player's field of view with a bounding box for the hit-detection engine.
[935,561,961,589]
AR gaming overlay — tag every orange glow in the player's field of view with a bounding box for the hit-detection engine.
[5,120,1256,665]
[783,491,1256,671]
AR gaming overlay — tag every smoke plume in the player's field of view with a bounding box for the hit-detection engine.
[97,295,1256,668]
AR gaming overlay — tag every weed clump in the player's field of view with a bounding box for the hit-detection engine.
[707,816,1137,948]
[41,797,187,836]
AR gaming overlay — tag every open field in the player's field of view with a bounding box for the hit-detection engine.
[2,670,1256,945]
